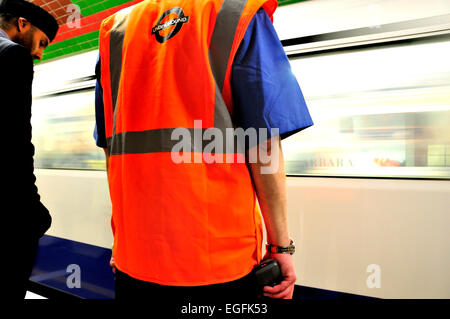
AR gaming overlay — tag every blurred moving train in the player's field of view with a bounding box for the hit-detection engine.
[29,0,450,299]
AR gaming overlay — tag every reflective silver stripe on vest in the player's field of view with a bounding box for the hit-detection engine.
[210,0,248,131]
[108,129,194,155]
[106,128,244,156]
[209,0,248,93]
[107,0,249,156]
[109,7,132,136]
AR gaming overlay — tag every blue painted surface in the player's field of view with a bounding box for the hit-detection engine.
[30,235,374,300]
[30,235,115,299]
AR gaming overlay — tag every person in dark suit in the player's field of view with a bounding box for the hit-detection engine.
[0,0,58,299]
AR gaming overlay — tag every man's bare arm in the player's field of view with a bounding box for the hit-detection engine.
[248,136,297,299]
[103,148,109,180]
[249,137,289,246]
[103,148,115,272]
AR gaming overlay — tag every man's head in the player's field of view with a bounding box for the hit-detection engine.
[0,0,58,60]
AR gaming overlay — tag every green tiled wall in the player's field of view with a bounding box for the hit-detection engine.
[37,0,309,63]
[279,0,309,6]
[39,30,99,62]
[70,0,308,16]
[71,0,131,17]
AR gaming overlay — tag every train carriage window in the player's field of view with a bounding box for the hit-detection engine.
[283,37,450,179]
[32,89,106,170]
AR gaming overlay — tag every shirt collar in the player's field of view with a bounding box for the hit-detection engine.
[0,29,10,40]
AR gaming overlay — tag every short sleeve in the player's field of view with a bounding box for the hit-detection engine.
[94,54,107,149]
[231,9,313,140]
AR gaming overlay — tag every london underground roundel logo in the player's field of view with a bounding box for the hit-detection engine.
[152,7,190,43]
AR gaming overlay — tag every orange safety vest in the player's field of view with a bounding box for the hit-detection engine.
[99,0,277,286]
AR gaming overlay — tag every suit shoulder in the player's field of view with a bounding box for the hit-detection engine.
[0,37,29,54]
[0,39,32,68]
[0,36,16,52]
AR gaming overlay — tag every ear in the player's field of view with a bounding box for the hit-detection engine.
[17,17,31,33]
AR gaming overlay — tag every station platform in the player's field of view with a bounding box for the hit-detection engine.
[25,291,47,300]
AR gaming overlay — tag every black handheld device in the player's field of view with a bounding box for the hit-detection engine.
[252,259,283,287]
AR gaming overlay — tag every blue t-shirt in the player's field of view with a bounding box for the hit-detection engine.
[94,57,105,147]
[94,9,313,148]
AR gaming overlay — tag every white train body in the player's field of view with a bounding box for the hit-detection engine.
[31,0,450,299]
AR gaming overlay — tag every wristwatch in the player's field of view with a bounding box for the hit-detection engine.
[266,239,295,255]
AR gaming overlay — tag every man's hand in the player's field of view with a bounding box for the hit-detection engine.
[262,253,297,299]
[110,255,116,273]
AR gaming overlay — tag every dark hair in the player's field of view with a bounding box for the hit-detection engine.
[0,12,18,30]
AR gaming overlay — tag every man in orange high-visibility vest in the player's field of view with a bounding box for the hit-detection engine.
[94,0,313,301]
